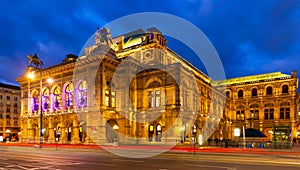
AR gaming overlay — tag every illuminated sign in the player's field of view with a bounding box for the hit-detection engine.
[234,128,241,137]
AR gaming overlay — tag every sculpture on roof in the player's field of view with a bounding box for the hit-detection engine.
[27,53,44,68]
[95,27,113,46]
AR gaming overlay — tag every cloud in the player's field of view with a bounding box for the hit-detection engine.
[0,0,300,85]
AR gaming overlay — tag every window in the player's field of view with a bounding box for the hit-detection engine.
[182,90,188,108]
[105,90,116,107]
[111,91,116,108]
[280,108,290,119]
[78,80,87,108]
[6,114,10,119]
[14,121,18,126]
[0,95,2,99]
[251,88,257,97]
[238,90,243,98]
[14,97,18,101]
[250,104,259,119]
[42,88,50,111]
[282,85,288,94]
[0,114,2,118]
[266,86,272,95]
[264,108,274,120]
[65,83,74,108]
[31,90,39,112]
[13,108,17,113]
[6,120,10,125]
[105,90,110,107]
[6,96,10,100]
[6,108,10,113]
[236,110,245,120]
[250,110,259,119]
[149,90,161,108]
[52,86,61,111]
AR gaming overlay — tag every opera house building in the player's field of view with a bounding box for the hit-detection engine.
[16,27,300,146]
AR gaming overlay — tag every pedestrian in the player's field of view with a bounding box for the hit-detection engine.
[293,137,297,147]
[208,138,211,145]
[225,140,228,148]
[215,138,219,145]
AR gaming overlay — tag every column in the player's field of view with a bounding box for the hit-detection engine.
[27,119,32,142]
[59,126,67,144]
[48,120,55,143]
[71,119,79,144]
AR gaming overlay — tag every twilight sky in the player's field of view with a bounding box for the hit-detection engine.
[0,0,300,85]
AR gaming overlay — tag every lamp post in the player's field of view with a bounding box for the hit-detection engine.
[27,53,44,148]
[39,70,43,149]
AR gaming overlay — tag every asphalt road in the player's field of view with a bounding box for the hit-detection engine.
[1,146,300,170]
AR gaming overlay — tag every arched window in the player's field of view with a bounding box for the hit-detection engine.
[238,90,243,98]
[266,86,272,95]
[226,91,230,98]
[282,85,288,94]
[52,86,61,111]
[42,88,50,112]
[78,80,87,108]
[251,88,257,97]
[65,83,74,108]
[31,90,39,113]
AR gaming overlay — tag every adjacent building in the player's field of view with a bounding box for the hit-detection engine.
[215,71,299,143]
[0,83,21,141]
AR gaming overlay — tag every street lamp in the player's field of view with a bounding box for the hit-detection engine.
[28,72,53,148]
[27,53,44,149]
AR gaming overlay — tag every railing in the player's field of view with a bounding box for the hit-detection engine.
[272,142,292,149]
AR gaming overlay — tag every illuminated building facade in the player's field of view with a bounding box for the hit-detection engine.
[17,27,299,145]
[17,28,226,144]
[0,83,20,141]
[216,72,299,142]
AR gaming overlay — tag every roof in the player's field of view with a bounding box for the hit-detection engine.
[215,72,291,86]
[240,128,267,138]
[0,83,20,90]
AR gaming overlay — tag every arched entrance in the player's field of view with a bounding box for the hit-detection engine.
[148,123,162,142]
[66,124,72,141]
[79,122,86,142]
[42,124,49,142]
[156,124,162,142]
[32,123,39,142]
[148,124,154,142]
[106,119,118,143]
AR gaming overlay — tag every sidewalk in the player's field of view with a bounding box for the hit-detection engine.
[1,142,300,155]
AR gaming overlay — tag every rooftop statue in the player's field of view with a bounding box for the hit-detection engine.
[27,53,44,68]
[96,27,113,46]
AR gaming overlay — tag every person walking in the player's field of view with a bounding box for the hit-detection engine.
[293,137,297,147]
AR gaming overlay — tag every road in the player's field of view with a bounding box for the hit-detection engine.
[1,146,300,170]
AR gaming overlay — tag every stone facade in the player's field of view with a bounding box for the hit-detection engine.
[0,83,20,141]
[17,28,226,145]
[215,71,299,142]
[16,27,299,145]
